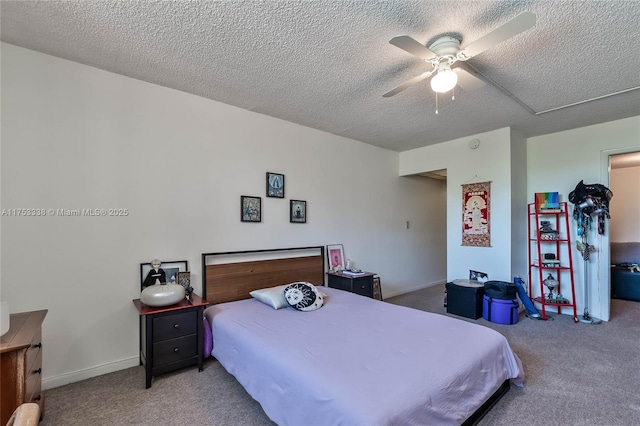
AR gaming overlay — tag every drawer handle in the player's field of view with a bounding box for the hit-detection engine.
[33,342,42,349]
[33,368,42,375]
[174,348,179,353]
[173,324,180,329]
[33,395,41,402]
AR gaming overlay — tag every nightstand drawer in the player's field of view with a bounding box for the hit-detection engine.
[352,279,373,296]
[327,272,376,299]
[152,311,197,341]
[153,334,198,366]
[328,276,351,292]
[25,330,42,373]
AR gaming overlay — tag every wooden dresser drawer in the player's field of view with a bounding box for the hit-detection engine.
[152,334,197,366]
[152,310,197,342]
[25,330,42,375]
[24,349,43,403]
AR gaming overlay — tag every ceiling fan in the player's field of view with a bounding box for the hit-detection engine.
[383,12,536,98]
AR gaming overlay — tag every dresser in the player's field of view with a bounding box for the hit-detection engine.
[1,309,47,425]
[132,294,208,388]
[327,271,376,298]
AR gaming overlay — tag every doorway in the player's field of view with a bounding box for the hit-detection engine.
[605,150,640,318]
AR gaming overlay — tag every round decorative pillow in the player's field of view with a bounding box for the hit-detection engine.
[140,283,185,307]
[284,282,324,311]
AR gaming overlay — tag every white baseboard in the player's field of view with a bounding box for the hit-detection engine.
[383,279,446,299]
[43,356,140,390]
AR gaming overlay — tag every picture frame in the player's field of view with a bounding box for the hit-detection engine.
[469,270,489,283]
[290,199,306,223]
[176,271,191,291]
[266,172,285,198]
[327,244,345,270]
[241,195,262,222]
[140,260,188,290]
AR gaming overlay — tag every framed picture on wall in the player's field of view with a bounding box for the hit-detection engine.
[266,172,285,198]
[327,244,345,270]
[140,260,188,289]
[290,200,306,223]
[241,195,262,222]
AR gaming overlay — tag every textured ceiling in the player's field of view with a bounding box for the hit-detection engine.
[1,1,639,152]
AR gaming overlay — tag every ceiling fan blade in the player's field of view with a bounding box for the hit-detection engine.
[382,72,433,97]
[460,12,536,59]
[389,35,436,60]
[454,68,485,93]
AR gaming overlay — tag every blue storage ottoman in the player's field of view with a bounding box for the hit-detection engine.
[483,296,519,325]
[445,280,484,319]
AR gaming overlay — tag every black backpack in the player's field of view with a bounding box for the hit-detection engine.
[484,281,517,300]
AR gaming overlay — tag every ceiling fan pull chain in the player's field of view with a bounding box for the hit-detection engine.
[435,92,439,114]
[452,87,455,101]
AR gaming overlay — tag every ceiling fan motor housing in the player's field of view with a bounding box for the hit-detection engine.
[428,36,461,57]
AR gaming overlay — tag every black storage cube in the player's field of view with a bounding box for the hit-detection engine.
[446,281,484,319]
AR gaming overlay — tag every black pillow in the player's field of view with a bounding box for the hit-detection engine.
[284,282,324,311]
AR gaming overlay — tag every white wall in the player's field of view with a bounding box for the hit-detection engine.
[510,129,529,279]
[399,117,640,322]
[609,165,640,243]
[0,43,445,388]
[527,116,640,321]
[399,127,522,282]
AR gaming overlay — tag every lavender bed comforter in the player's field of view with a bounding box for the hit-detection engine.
[204,287,523,426]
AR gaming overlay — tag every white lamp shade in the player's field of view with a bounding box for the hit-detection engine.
[430,68,458,93]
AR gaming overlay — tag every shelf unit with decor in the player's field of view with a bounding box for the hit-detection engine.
[528,202,578,322]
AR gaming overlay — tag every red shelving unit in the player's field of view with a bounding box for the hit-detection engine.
[528,202,578,322]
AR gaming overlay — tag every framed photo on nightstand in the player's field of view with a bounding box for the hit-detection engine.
[327,244,345,270]
[140,260,188,289]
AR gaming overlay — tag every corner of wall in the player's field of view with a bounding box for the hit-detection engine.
[510,130,528,279]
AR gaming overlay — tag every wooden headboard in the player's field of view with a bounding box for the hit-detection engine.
[201,246,325,304]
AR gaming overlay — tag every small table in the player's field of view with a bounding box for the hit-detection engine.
[327,271,376,298]
[445,280,484,319]
[132,294,208,388]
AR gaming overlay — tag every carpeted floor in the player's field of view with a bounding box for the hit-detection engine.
[41,284,640,426]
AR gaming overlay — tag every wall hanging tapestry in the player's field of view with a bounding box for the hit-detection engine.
[461,181,491,247]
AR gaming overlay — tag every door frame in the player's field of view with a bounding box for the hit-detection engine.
[599,147,640,321]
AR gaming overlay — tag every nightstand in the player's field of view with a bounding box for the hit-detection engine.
[132,294,208,388]
[327,271,376,298]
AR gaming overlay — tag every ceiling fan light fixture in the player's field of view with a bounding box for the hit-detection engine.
[430,67,458,93]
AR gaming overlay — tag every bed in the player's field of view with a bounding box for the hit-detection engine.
[202,247,523,425]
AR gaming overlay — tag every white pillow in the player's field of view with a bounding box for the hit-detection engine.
[284,282,324,311]
[250,284,328,310]
[250,284,289,309]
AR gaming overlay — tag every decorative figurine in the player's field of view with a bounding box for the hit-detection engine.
[543,273,559,302]
[143,259,166,288]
